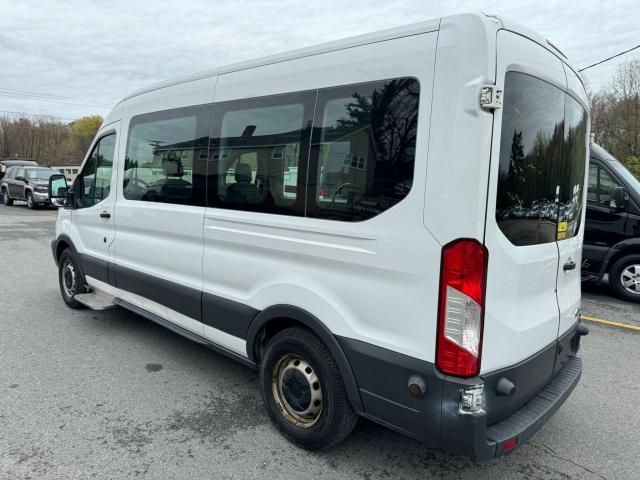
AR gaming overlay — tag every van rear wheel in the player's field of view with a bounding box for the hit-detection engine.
[609,254,640,303]
[58,249,87,309]
[259,327,358,450]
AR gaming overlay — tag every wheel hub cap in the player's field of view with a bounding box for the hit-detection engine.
[621,264,640,295]
[281,369,311,412]
[272,355,323,428]
[62,260,76,296]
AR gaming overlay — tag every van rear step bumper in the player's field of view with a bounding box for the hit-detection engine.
[442,355,582,460]
[487,356,581,455]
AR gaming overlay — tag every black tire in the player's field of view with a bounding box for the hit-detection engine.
[609,254,640,303]
[260,327,358,450]
[2,189,13,206]
[26,191,36,209]
[58,249,87,309]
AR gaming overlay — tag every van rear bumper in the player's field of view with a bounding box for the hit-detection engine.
[338,321,584,460]
[440,355,581,460]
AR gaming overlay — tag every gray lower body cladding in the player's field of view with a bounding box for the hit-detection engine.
[52,241,583,459]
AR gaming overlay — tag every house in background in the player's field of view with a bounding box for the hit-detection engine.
[49,164,81,181]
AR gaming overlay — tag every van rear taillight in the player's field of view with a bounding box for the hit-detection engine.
[436,239,488,377]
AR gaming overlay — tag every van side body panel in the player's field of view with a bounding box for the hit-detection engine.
[111,77,216,338]
[203,31,440,362]
[423,14,497,244]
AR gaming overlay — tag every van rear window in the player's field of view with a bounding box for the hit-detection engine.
[496,72,587,246]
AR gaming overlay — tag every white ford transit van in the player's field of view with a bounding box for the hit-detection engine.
[49,13,589,459]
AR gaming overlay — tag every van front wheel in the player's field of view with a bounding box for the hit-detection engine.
[259,327,358,450]
[609,254,640,303]
[58,249,87,309]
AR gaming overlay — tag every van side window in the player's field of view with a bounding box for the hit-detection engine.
[587,164,621,207]
[208,92,314,215]
[309,78,420,221]
[123,105,211,206]
[73,133,116,208]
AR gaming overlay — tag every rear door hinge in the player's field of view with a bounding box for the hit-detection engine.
[480,85,503,110]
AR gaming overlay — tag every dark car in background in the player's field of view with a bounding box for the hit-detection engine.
[0,159,38,203]
[583,143,640,303]
[1,165,57,209]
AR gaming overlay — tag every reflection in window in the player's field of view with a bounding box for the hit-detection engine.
[73,134,116,208]
[123,106,211,206]
[496,72,564,246]
[310,78,420,221]
[496,72,587,246]
[207,92,314,215]
[559,95,588,239]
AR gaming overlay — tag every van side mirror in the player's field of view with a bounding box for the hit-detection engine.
[609,186,626,212]
[49,174,69,207]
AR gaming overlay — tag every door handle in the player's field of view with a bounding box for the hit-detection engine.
[100,211,111,219]
[563,261,576,271]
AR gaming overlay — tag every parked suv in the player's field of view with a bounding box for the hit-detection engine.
[583,143,640,302]
[0,159,38,203]
[1,165,56,208]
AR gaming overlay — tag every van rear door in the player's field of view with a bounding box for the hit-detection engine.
[556,67,589,341]
[482,31,568,373]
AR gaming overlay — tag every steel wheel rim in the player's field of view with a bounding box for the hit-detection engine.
[620,264,640,295]
[61,258,77,297]
[272,354,323,428]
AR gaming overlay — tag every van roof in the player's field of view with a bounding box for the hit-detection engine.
[121,16,442,102]
[117,12,584,105]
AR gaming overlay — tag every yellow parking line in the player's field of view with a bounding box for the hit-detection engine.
[580,315,640,331]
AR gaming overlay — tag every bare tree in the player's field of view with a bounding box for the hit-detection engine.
[590,59,640,178]
[0,114,101,165]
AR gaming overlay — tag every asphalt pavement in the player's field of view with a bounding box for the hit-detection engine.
[1,203,639,480]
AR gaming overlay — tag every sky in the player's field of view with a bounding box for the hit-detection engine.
[1,0,638,122]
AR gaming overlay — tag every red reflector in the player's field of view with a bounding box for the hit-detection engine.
[502,437,518,451]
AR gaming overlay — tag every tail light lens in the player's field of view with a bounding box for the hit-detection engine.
[436,239,488,377]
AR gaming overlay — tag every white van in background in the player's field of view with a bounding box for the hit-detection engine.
[49,13,589,459]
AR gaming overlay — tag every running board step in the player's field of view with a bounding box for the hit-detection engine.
[74,290,117,310]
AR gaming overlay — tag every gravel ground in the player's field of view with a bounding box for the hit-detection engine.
[0,204,638,479]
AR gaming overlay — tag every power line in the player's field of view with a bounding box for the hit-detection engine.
[579,43,640,72]
[0,91,110,107]
[0,92,111,108]
[0,110,78,122]
[0,87,113,106]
